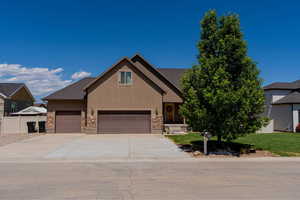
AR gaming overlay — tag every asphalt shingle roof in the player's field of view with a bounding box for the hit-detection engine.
[43,67,188,101]
[43,77,96,100]
[156,68,187,89]
[0,83,25,97]
[264,81,300,90]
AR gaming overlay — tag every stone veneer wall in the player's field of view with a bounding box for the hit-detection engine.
[152,114,163,134]
[81,111,86,133]
[46,111,55,133]
[85,114,97,134]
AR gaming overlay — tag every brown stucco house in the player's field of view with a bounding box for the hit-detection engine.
[43,54,188,134]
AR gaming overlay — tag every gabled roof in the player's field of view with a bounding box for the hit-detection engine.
[43,77,96,100]
[156,68,187,89]
[264,81,300,90]
[83,57,166,94]
[0,83,34,101]
[11,106,47,115]
[131,54,185,96]
[273,91,300,105]
[43,54,188,101]
[34,103,47,108]
[0,83,25,97]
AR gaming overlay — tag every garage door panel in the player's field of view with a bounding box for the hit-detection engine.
[56,111,81,133]
[98,111,151,134]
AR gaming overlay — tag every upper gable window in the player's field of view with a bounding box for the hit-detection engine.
[120,71,132,85]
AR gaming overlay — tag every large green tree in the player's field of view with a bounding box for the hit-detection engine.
[180,10,266,143]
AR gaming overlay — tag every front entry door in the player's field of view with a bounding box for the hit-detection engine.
[165,104,175,123]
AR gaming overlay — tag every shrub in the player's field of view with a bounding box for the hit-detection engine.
[296,123,300,132]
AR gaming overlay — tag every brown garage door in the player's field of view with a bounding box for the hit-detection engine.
[55,111,81,133]
[98,111,151,134]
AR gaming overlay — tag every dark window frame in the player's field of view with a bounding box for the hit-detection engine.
[119,71,132,85]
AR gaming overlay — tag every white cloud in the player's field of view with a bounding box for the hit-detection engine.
[71,71,91,80]
[0,64,72,98]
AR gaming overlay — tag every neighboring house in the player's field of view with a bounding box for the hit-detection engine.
[11,106,47,116]
[0,83,35,135]
[264,80,300,132]
[43,54,188,134]
[34,103,47,109]
[0,83,35,117]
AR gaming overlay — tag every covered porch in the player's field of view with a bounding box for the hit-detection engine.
[163,103,188,134]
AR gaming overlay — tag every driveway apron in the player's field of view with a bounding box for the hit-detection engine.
[0,134,189,161]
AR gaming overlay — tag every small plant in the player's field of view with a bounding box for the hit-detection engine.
[296,123,300,132]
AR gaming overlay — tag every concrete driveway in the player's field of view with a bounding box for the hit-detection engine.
[0,134,189,161]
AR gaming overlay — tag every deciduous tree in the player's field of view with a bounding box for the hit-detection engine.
[180,10,266,144]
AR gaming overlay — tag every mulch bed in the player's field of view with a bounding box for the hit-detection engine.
[177,144,277,158]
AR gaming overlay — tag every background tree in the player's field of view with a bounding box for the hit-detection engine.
[180,10,266,144]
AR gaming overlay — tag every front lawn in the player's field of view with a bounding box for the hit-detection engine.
[167,133,300,157]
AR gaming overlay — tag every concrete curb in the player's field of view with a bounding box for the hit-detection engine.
[1,157,300,163]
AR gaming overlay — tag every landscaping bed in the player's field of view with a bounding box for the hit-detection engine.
[167,133,300,157]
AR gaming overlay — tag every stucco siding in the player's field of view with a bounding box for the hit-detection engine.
[47,100,84,112]
[271,104,292,132]
[87,62,163,134]
[132,60,183,103]
[10,87,34,101]
[264,90,291,104]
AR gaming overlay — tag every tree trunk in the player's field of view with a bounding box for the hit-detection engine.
[217,135,222,147]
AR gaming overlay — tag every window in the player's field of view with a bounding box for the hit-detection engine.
[11,101,17,113]
[120,71,132,85]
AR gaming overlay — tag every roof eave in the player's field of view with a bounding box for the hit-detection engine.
[131,54,183,97]
[42,98,84,101]
[264,88,294,91]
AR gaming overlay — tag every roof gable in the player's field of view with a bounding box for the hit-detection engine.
[0,83,34,101]
[131,54,184,97]
[84,57,165,94]
[0,83,24,97]
[43,54,188,101]
[11,106,47,115]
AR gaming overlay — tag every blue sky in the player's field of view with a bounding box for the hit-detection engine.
[0,0,299,100]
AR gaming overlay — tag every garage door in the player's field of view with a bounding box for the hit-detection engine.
[55,111,81,133]
[98,111,151,134]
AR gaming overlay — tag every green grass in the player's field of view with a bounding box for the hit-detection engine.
[167,133,300,156]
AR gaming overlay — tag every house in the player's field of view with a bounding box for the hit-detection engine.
[263,80,300,132]
[11,106,47,116]
[0,83,35,134]
[33,103,47,109]
[0,83,35,117]
[43,54,188,134]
